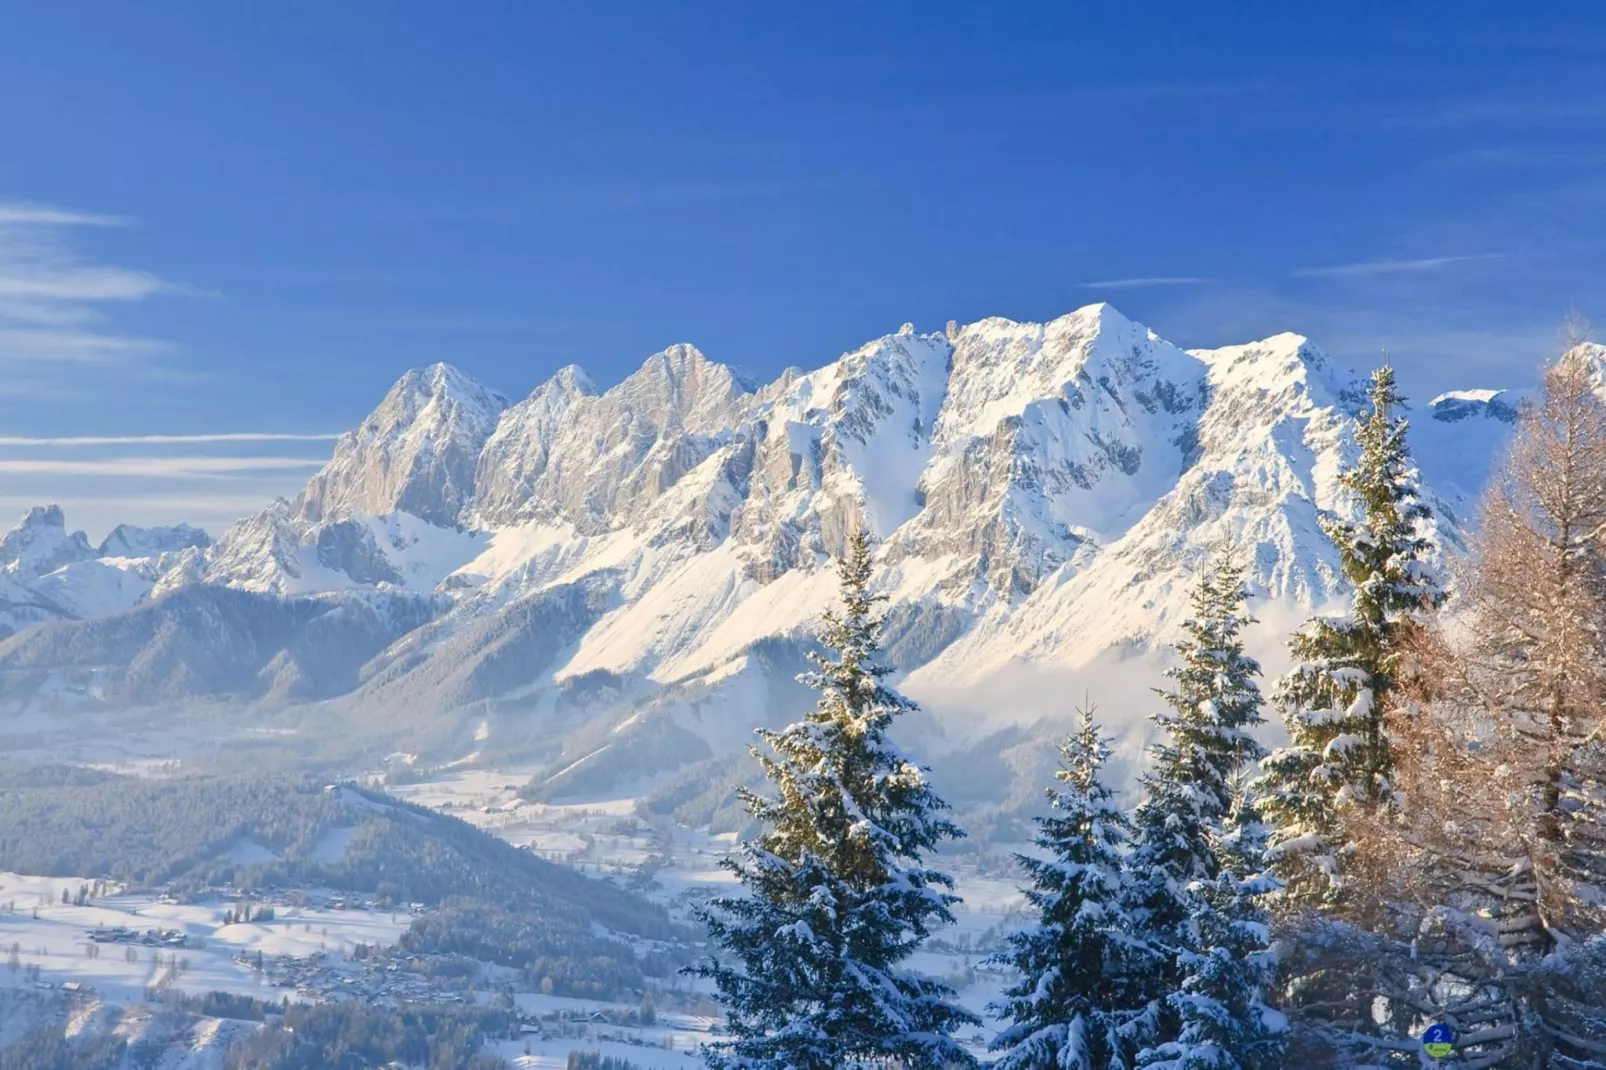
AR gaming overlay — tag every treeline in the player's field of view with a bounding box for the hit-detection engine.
[398,897,687,999]
[566,1054,646,1070]
[0,771,669,927]
[692,349,1606,1068]
[0,997,520,1069]
[0,772,342,885]
[223,1002,514,1070]
[0,1027,124,1070]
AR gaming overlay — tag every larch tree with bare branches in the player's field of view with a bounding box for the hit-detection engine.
[1375,331,1606,1067]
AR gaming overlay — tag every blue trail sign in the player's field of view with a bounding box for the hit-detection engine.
[1422,1022,1455,1059]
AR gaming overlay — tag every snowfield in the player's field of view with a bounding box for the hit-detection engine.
[0,874,411,1007]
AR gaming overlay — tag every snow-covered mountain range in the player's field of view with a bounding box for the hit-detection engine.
[0,304,1529,788]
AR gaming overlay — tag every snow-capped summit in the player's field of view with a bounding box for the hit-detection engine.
[0,505,95,580]
[1430,388,1519,425]
[97,522,212,559]
[0,506,216,638]
[296,362,508,528]
[887,304,1207,599]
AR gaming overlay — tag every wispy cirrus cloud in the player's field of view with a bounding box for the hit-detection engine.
[1080,276,1208,290]
[0,203,126,227]
[0,432,342,446]
[0,456,326,479]
[1292,253,1503,279]
[0,199,182,382]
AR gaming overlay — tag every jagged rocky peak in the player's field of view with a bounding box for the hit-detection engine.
[542,363,597,400]
[0,504,95,579]
[1187,333,1366,453]
[1192,332,1357,402]
[471,364,598,526]
[1431,389,1519,425]
[97,522,213,558]
[619,343,753,430]
[472,344,753,532]
[296,361,508,528]
[196,498,312,596]
[871,307,1209,600]
[733,325,952,565]
[937,302,1203,446]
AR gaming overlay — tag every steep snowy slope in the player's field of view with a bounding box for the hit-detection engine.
[187,500,482,597]
[0,304,1535,783]
[886,305,1208,601]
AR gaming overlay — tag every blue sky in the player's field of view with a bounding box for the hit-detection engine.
[3,3,1605,536]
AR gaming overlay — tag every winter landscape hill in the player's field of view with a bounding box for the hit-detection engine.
[0,303,1533,794]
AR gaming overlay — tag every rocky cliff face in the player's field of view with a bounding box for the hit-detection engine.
[295,362,507,527]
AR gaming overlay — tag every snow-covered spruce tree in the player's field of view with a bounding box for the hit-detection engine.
[1255,364,1444,906]
[1124,558,1285,1069]
[989,705,1148,1070]
[690,530,978,1070]
[1139,789,1285,1070]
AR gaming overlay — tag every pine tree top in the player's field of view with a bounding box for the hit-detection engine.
[1328,364,1445,625]
[1129,558,1268,937]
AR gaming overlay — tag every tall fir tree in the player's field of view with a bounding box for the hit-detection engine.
[691,530,978,1070]
[1138,789,1285,1070]
[1124,558,1284,1068]
[989,706,1149,1070]
[1255,365,1445,905]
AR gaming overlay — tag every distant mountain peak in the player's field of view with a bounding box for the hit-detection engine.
[1431,388,1519,424]
[0,504,94,580]
[632,343,756,397]
[543,364,596,398]
[97,522,213,559]
[19,504,66,529]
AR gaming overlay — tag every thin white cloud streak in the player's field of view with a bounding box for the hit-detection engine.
[0,494,267,513]
[0,456,326,479]
[0,328,166,363]
[1081,276,1207,290]
[0,203,126,227]
[0,432,341,446]
[0,266,168,302]
[1292,253,1503,279]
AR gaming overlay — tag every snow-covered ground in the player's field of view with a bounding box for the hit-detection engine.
[488,1034,703,1068]
[0,873,410,1007]
[388,764,1034,1063]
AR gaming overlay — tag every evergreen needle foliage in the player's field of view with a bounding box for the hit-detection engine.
[1255,365,1444,905]
[1125,559,1285,1069]
[989,706,1148,1070]
[691,531,977,1070]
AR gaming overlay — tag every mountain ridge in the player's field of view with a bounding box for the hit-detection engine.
[0,304,1535,790]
